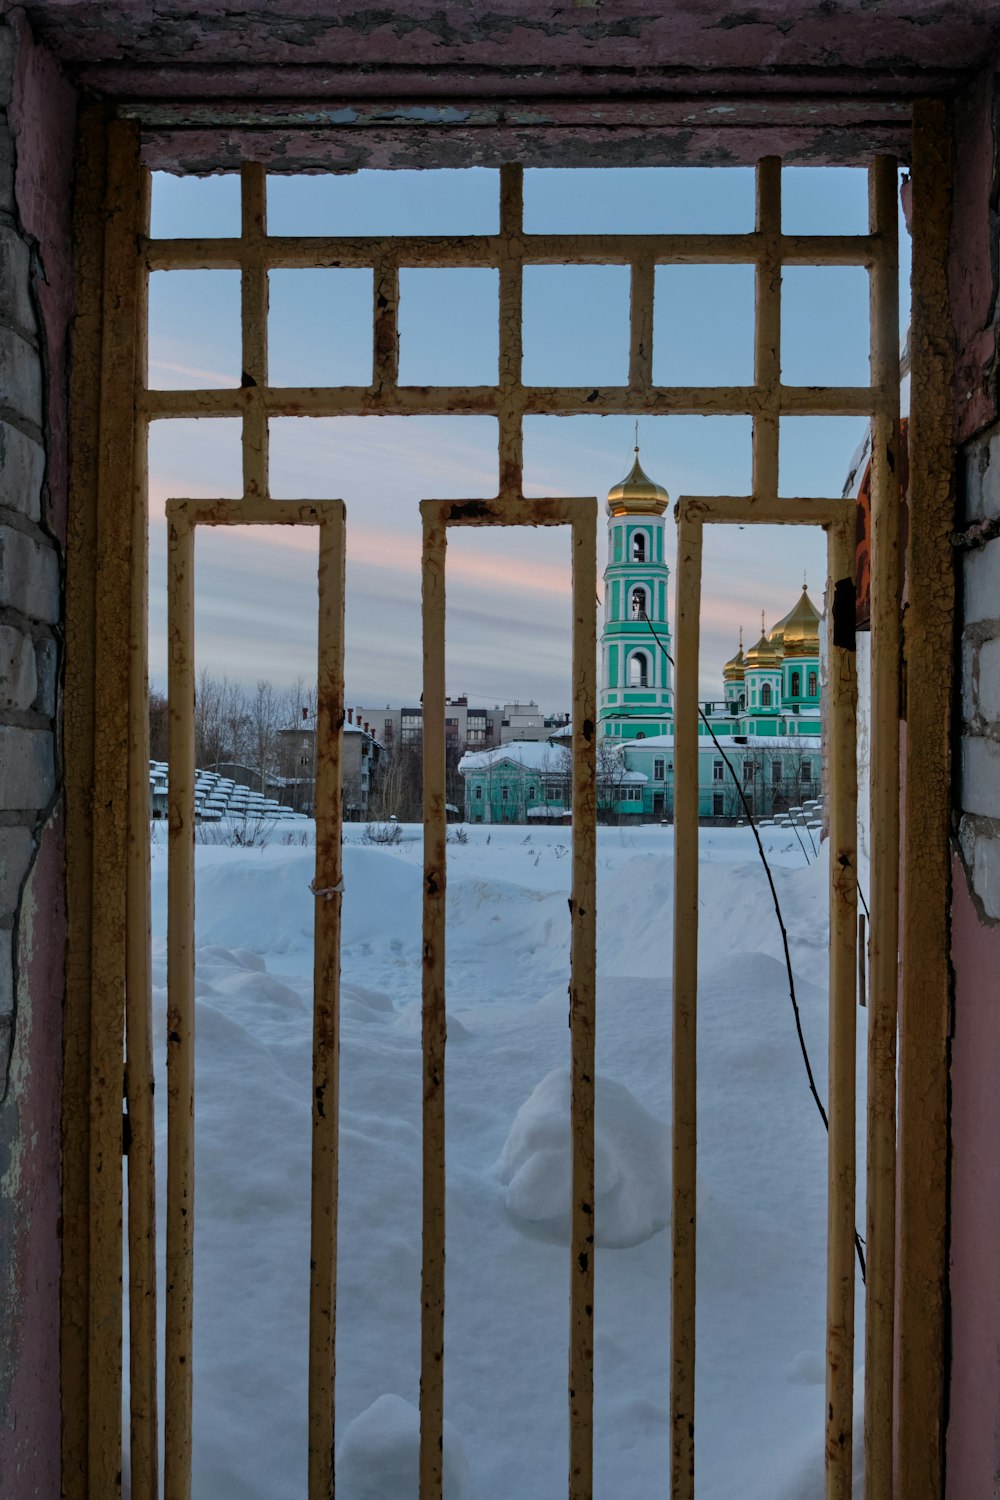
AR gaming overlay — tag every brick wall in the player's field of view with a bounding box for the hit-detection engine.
[0,13,74,1495]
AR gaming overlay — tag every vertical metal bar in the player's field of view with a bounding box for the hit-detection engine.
[753,159,782,502]
[89,115,145,1500]
[373,257,400,393]
[568,506,598,1500]
[126,160,159,1500]
[420,504,448,1500]
[308,506,347,1499]
[629,256,655,395]
[498,164,524,501]
[863,153,901,1500]
[897,99,954,1500]
[670,511,702,1500]
[63,103,109,1500]
[825,517,859,1500]
[241,163,269,497]
[165,507,196,1500]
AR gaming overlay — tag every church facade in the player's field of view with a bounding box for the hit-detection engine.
[596,447,824,821]
[459,449,825,824]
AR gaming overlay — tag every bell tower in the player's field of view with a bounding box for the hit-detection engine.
[599,443,673,739]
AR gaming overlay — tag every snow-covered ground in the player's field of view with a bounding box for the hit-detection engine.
[141,821,865,1500]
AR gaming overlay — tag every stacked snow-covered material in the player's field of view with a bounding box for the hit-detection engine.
[149,760,307,822]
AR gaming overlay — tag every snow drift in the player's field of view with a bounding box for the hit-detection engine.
[497,1067,670,1248]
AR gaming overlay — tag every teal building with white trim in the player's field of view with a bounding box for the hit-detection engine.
[459,449,826,824]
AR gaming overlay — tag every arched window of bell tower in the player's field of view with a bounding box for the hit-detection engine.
[631,586,649,620]
[632,530,647,562]
[628,650,651,687]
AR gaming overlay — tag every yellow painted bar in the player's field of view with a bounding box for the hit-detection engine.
[677,494,850,529]
[89,116,145,1500]
[125,164,159,1500]
[498,165,525,501]
[824,516,859,1500]
[753,157,782,504]
[144,229,878,273]
[420,504,448,1500]
[897,99,954,1500]
[165,508,196,1500]
[240,163,269,497]
[863,153,902,1500]
[139,381,877,423]
[670,512,702,1500]
[373,256,400,393]
[629,255,655,394]
[308,505,347,1498]
[568,505,598,1500]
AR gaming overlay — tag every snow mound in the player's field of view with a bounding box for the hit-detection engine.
[336,1394,469,1500]
[497,1068,670,1249]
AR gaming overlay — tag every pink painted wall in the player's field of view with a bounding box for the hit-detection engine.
[946,858,1000,1499]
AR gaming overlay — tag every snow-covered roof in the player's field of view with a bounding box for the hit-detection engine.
[621,733,822,751]
[459,741,571,773]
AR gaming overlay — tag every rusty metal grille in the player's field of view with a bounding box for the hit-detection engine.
[112,153,902,1500]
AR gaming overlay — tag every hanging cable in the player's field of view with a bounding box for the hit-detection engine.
[638,609,866,1280]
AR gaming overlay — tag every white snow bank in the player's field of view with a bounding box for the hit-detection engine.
[336,1395,469,1500]
[496,1068,670,1248]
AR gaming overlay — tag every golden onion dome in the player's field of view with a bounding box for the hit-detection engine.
[723,631,745,682]
[744,615,782,669]
[607,447,670,517]
[767,604,793,651]
[779,585,822,658]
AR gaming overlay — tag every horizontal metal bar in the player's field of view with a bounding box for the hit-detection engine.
[143,383,880,421]
[144,230,879,272]
[164,497,340,526]
[676,494,853,527]
[421,495,596,528]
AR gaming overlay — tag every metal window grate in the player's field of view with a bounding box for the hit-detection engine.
[107,148,902,1500]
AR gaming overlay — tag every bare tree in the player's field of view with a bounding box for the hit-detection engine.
[247,677,282,793]
[193,669,249,770]
[596,739,629,823]
[149,685,169,761]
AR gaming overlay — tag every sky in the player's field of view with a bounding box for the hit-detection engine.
[147,165,910,707]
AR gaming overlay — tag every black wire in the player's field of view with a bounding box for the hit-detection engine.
[637,610,867,1281]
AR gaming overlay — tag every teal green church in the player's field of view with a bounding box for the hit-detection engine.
[460,449,825,823]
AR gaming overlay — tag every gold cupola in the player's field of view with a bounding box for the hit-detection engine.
[744,612,782,669]
[606,445,670,517]
[723,628,745,682]
[777,585,821,658]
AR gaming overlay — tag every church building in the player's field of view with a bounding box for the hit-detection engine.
[459,447,826,824]
[597,444,825,820]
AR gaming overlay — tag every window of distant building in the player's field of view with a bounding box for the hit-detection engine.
[502,786,509,801]
[632,531,646,562]
[772,759,782,785]
[801,760,812,783]
[527,784,536,800]
[713,792,724,816]
[631,586,648,619]
[713,758,724,782]
[474,785,482,800]
[653,758,665,781]
[624,785,642,801]
[791,671,801,697]
[808,671,818,696]
[743,758,754,782]
[761,683,772,707]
